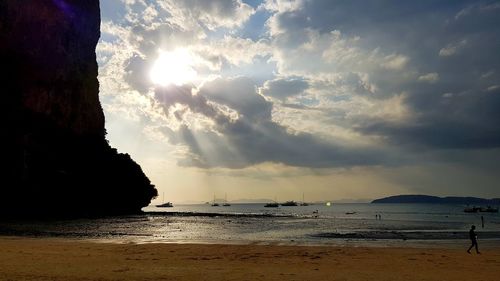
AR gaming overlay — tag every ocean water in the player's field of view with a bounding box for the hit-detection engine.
[1,203,499,247]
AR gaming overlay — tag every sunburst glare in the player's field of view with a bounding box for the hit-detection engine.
[150,49,197,86]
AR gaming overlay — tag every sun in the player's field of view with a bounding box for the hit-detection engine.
[150,49,198,86]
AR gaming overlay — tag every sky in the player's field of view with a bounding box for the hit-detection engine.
[97,0,500,203]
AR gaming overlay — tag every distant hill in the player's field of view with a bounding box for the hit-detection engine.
[372,195,500,205]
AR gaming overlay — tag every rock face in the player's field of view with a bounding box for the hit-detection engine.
[0,0,157,217]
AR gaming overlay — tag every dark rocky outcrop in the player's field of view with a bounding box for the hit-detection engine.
[0,0,157,218]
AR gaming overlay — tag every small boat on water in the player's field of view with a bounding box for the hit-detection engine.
[222,193,231,206]
[281,201,298,206]
[156,193,173,207]
[464,206,481,213]
[264,202,279,208]
[300,193,309,206]
[156,202,173,208]
[464,206,499,213]
[211,194,219,206]
[481,206,499,213]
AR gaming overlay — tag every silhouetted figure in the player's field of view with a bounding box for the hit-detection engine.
[467,225,480,254]
[481,216,484,228]
[312,210,319,218]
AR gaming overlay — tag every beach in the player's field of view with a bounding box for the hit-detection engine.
[1,237,499,281]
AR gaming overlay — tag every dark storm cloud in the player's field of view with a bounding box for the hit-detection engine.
[269,0,500,151]
[155,78,392,168]
[358,87,500,149]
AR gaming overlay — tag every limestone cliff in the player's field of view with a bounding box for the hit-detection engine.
[0,0,158,217]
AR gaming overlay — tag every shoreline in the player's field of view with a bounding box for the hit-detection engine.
[2,232,500,249]
[1,236,499,280]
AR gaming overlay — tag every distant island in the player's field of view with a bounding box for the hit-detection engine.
[372,195,500,205]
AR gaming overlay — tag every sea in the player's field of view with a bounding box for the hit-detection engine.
[1,203,500,247]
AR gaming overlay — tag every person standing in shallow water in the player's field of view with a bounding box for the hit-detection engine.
[467,225,480,254]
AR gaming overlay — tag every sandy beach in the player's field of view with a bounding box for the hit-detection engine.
[0,237,499,281]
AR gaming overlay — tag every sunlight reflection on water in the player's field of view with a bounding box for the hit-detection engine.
[1,204,499,247]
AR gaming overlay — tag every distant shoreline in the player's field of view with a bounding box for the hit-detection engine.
[372,195,500,204]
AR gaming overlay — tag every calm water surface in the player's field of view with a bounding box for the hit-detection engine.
[1,203,499,247]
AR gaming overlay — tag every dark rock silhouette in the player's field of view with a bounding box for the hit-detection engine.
[0,0,157,218]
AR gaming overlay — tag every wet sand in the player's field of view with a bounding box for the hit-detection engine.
[1,237,499,281]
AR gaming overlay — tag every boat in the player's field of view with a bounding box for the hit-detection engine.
[464,206,480,213]
[156,202,173,208]
[156,192,173,208]
[281,201,298,206]
[222,193,231,206]
[464,206,499,213]
[300,193,309,206]
[480,206,499,213]
[211,194,219,206]
[264,202,279,208]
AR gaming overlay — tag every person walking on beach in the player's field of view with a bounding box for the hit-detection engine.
[467,225,480,254]
[481,216,484,228]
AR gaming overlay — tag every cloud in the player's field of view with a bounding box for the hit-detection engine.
[418,72,440,83]
[262,0,500,153]
[97,0,500,176]
[153,77,394,168]
[192,36,272,68]
[357,88,500,149]
[381,54,409,70]
[487,85,500,92]
[259,78,309,100]
[439,40,467,57]
[157,0,254,31]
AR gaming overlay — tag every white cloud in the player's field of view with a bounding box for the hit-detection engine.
[157,0,254,31]
[418,72,440,83]
[486,85,500,92]
[260,0,304,12]
[481,70,495,79]
[439,39,467,57]
[380,54,409,70]
[193,36,271,68]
